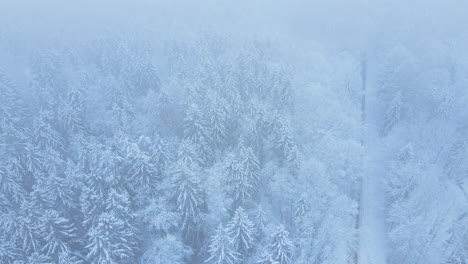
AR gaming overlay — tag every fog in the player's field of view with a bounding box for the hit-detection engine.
[0,1,467,264]
[3,0,467,48]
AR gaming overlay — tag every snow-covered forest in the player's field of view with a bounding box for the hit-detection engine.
[0,1,467,264]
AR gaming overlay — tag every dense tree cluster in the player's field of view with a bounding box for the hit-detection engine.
[0,28,466,264]
[0,34,332,264]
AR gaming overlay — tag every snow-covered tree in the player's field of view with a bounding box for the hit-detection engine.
[141,235,191,264]
[152,135,171,174]
[58,252,83,264]
[276,125,297,168]
[58,87,86,136]
[184,105,213,166]
[25,252,55,264]
[32,111,63,152]
[137,197,180,237]
[15,199,43,255]
[382,91,403,136]
[86,213,135,264]
[44,173,75,213]
[172,165,205,243]
[286,145,301,176]
[40,210,76,259]
[80,186,104,228]
[105,189,137,236]
[0,238,16,263]
[242,147,260,189]
[224,155,253,203]
[254,204,267,237]
[177,139,199,166]
[209,101,228,150]
[256,252,279,264]
[126,146,158,193]
[206,224,240,264]
[227,207,256,256]
[269,226,293,264]
[0,165,24,204]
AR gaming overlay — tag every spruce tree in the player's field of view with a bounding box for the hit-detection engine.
[242,146,260,189]
[152,135,171,174]
[40,210,76,259]
[209,102,228,150]
[269,226,293,264]
[184,105,213,166]
[172,165,204,243]
[382,91,403,136]
[227,207,256,256]
[224,156,253,203]
[206,224,240,264]
[86,213,134,264]
[254,204,267,237]
[127,146,158,193]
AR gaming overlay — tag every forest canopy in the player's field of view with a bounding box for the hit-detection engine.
[0,1,467,264]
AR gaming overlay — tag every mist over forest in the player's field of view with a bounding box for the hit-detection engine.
[0,1,467,264]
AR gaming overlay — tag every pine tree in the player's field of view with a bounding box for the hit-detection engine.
[184,105,213,166]
[0,165,24,204]
[16,199,43,255]
[206,224,240,264]
[30,52,63,111]
[25,252,55,264]
[0,71,27,145]
[209,102,228,150]
[227,207,256,255]
[104,75,135,130]
[269,112,284,135]
[270,70,293,112]
[105,189,137,239]
[58,87,86,136]
[22,143,44,179]
[276,125,295,164]
[224,155,253,203]
[44,173,75,213]
[141,234,191,264]
[93,140,125,189]
[137,197,180,237]
[30,181,55,210]
[286,145,301,176]
[127,146,158,193]
[80,186,104,229]
[172,165,204,243]
[250,105,270,165]
[40,210,76,258]
[129,60,160,95]
[225,88,244,132]
[294,196,309,234]
[0,238,16,263]
[295,196,309,219]
[382,91,403,136]
[58,252,83,264]
[177,139,199,166]
[152,135,171,174]
[398,143,414,161]
[257,252,279,264]
[269,226,293,264]
[33,111,63,152]
[242,147,260,189]
[86,213,134,264]
[254,204,267,236]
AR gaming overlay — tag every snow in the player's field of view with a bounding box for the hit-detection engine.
[359,131,388,264]
[358,69,388,264]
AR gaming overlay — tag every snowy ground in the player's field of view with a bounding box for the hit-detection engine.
[358,74,388,264]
